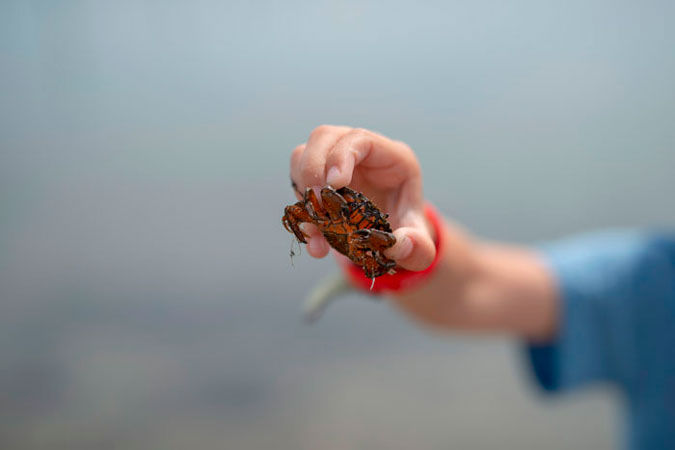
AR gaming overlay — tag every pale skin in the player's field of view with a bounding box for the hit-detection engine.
[290,125,558,342]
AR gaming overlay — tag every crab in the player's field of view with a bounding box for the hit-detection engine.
[282,183,397,280]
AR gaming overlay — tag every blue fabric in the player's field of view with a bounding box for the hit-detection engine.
[526,230,675,449]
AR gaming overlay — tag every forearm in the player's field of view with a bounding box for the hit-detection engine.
[389,217,559,341]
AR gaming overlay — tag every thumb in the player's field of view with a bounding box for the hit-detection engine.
[384,226,436,271]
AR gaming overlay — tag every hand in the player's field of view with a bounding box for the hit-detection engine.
[289,125,436,271]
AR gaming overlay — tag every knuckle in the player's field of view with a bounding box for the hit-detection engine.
[309,124,333,140]
[394,139,412,153]
[350,127,370,139]
[332,128,370,155]
[343,128,374,153]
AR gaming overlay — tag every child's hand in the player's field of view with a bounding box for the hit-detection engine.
[290,125,436,271]
[290,125,557,340]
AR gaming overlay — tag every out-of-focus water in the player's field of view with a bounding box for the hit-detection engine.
[1,1,674,448]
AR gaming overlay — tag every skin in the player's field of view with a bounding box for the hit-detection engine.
[290,125,558,342]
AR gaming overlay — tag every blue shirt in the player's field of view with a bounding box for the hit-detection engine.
[527,231,675,450]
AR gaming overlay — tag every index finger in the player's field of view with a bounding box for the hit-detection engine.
[296,125,352,191]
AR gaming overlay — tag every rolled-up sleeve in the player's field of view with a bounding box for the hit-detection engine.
[526,230,675,393]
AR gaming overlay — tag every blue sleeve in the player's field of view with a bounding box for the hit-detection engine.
[526,230,675,393]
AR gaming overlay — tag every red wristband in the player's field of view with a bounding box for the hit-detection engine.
[339,204,443,294]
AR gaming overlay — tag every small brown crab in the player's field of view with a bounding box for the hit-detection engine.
[282,184,397,279]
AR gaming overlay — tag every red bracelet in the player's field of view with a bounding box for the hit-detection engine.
[339,204,443,294]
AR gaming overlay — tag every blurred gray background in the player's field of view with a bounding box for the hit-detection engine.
[1,1,674,449]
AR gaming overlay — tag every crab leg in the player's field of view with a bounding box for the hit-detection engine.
[282,204,314,244]
[373,251,397,271]
[347,228,397,278]
[351,228,396,252]
[320,186,350,222]
[303,187,326,221]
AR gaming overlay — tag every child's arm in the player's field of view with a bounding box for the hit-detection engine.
[290,125,558,341]
[390,224,558,340]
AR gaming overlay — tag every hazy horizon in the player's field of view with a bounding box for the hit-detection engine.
[2,1,674,448]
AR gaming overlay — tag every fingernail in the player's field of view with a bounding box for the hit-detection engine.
[299,223,310,234]
[326,166,341,186]
[311,186,323,206]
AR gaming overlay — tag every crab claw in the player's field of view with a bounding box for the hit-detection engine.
[352,229,396,250]
[282,204,313,244]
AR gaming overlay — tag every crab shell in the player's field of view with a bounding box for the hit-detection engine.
[282,185,397,278]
